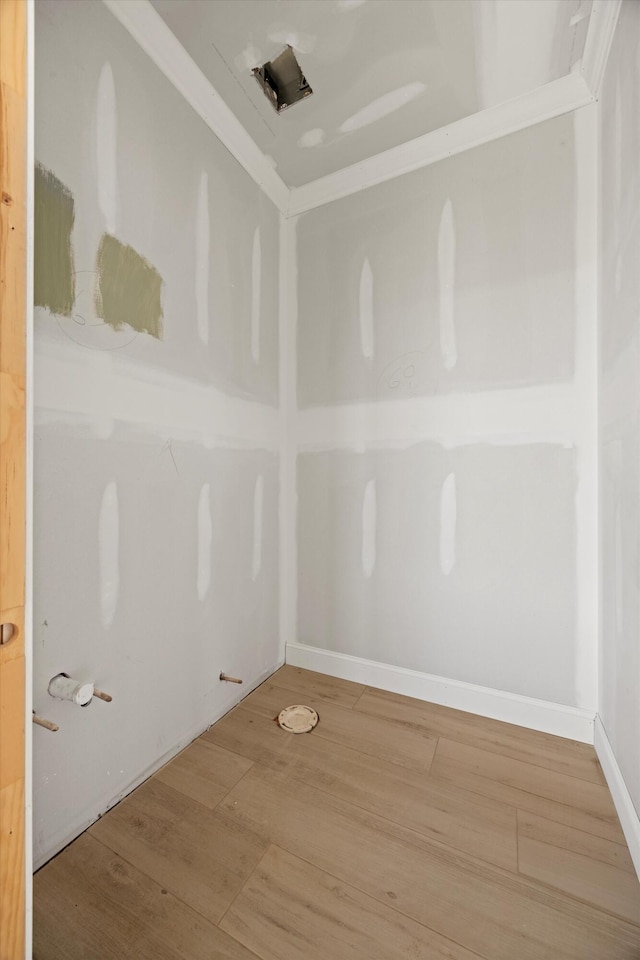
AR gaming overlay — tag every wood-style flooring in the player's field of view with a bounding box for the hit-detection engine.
[34,666,640,959]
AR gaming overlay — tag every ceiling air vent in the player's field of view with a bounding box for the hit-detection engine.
[252,45,313,113]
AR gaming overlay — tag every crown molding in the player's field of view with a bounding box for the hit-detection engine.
[287,72,594,217]
[580,0,622,100]
[102,0,599,221]
[102,0,290,214]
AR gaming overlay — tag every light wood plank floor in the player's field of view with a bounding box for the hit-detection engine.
[34,666,640,959]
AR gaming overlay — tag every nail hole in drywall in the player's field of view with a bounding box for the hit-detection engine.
[252,45,313,113]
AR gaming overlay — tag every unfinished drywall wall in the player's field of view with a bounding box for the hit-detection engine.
[33,0,280,867]
[599,1,640,813]
[296,110,597,708]
[298,444,576,701]
[298,117,576,407]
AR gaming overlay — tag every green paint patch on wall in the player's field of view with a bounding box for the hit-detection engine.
[34,163,76,316]
[95,234,164,339]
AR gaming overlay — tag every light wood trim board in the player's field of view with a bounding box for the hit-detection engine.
[0,0,28,956]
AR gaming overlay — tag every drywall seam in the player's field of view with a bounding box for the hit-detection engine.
[25,0,35,949]
[286,643,595,743]
[35,341,279,449]
[594,715,640,879]
[580,0,623,100]
[296,386,579,451]
[287,73,594,217]
[573,105,599,711]
[101,0,289,214]
[31,657,283,872]
[278,214,298,661]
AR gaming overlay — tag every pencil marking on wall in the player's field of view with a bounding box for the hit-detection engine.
[438,198,457,371]
[362,478,377,578]
[34,164,75,316]
[252,473,264,581]
[251,226,261,363]
[95,234,164,339]
[96,62,117,234]
[99,480,119,629]
[440,472,457,576]
[162,439,180,475]
[377,351,425,398]
[197,483,212,601]
[196,171,210,345]
[359,257,375,361]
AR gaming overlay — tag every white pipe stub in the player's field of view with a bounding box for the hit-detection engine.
[48,673,94,706]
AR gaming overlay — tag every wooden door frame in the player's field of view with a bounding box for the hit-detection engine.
[1,0,28,956]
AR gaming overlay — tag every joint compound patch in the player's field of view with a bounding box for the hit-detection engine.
[95,233,164,339]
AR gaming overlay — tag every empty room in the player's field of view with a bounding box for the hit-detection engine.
[1,0,640,956]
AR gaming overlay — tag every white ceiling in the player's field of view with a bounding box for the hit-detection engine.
[150,0,592,189]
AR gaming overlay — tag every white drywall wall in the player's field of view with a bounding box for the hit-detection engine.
[33,0,280,867]
[298,117,578,406]
[295,110,598,709]
[598,0,640,816]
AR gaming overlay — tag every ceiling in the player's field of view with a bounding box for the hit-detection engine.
[150,0,592,189]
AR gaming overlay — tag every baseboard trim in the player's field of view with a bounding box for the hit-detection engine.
[594,715,640,878]
[286,643,595,743]
[33,658,283,871]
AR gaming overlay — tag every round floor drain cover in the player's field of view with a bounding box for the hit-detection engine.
[278,704,319,734]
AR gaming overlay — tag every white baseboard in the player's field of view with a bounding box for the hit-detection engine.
[33,658,283,871]
[286,643,595,744]
[594,715,640,878]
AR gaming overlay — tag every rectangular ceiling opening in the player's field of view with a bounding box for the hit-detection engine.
[252,45,313,113]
